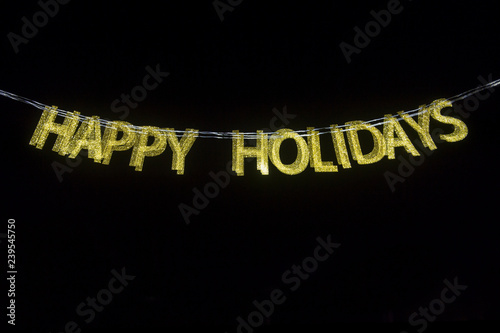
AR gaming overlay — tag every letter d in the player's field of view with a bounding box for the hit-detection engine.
[38,0,59,17]
[370,9,391,27]
[209,170,230,189]
[353,26,370,48]
[192,187,209,210]
[397,155,415,177]
[21,16,38,38]
[236,316,253,333]
[252,299,274,318]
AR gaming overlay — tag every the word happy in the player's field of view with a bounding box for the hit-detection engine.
[29,99,468,175]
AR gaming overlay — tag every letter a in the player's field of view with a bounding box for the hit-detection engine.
[339,41,361,64]
[213,0,234,21]
[7,32,29,54]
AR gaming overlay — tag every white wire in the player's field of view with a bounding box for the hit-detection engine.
[1,78,498,139]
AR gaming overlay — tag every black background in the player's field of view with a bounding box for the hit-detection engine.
[2,0,499,331]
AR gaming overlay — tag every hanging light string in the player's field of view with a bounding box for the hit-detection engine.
[1,78,499,139]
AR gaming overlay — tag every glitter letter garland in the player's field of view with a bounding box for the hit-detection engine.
[101,121,137,165]
[29,106,80,156]
[68,116,103,162]
[345,121,386,165]
[398,105,437,150]
[383,114,420,159]
[429,99,468,142]
[307,127,337,172]
[269,129,310,175]
[232,130,269,176]
[130,126,167,171]
[330,124,352,170]
[166,128,198,175]
[25,95,476,175]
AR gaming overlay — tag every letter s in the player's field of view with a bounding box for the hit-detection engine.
[110,99,129,120]
[76,302,95,324]
[429,99,468,142]
[282,270,301,292]
[409,312,427,333]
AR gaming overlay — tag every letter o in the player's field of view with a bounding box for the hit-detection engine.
[247,310,264,327]
[203,182,220,199]
[464,96,479,112]
[429,299,445,315]
[97,289,113,306]
[365,21,381,37]
[131,86,147,102]
[33,11,49,27]
[302,256,318,273]
[269,129,309,175]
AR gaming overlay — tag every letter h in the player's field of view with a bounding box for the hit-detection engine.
[29,106,80,155]
[232,130,269,176]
